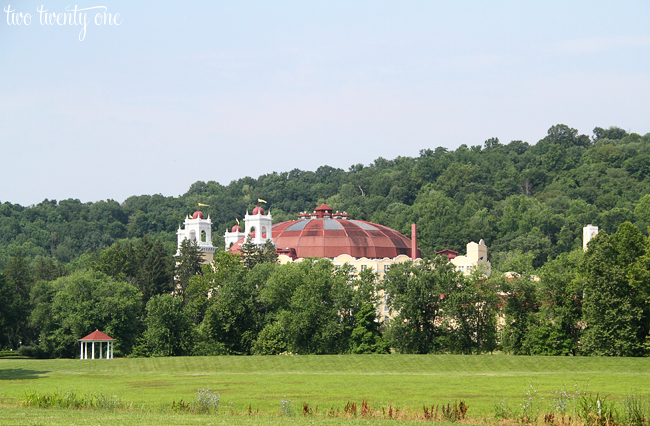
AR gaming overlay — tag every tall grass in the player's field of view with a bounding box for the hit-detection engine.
[15,384,650,426]
[21,389,131,410]
[491,380,650,426]
[623,395,647,426]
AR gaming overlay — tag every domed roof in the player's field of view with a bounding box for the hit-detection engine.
[231,225,242,233]
[252,206,264,215]
[230,215,420,259]
[192,210,204,219]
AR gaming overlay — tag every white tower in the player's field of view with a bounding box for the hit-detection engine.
[244,206,273,245]
[176,210,216,263]
[583,224,599,251]
[224,223,245,250]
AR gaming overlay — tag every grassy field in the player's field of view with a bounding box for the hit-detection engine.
[0,406,455,426]
[1,354,649,425]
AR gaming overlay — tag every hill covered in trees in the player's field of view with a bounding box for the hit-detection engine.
[3,123,650,358]
[2,124,649,272]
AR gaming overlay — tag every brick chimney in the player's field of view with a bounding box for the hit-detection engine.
[411,223,418,260]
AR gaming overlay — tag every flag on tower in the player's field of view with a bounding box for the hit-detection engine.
[198,203,210,207]
[258,198,267,204]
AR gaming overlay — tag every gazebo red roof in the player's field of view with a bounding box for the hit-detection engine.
[79,330,114,341]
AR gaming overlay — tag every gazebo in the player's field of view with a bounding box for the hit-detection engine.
[79,330,115,360]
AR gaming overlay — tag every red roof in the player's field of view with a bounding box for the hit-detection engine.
[192,210,204,219]
[79,330,114,341]
[231,218,421,259]
[436,249,459,260]
[252,206,264,215]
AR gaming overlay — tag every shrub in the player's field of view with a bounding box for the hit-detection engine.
[193,387,220,413]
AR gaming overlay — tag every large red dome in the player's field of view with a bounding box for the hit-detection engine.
[230,217,420,259]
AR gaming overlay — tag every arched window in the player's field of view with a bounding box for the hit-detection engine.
[261,226,267,239]
[250,226,256,236]
[189,230,196,241]
[201,230,207,242]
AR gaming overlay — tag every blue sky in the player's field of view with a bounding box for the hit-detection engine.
[1,1,649,206]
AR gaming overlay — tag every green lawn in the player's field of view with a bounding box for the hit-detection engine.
[1,354,649,424]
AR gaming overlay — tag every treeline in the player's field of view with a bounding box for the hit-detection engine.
[3,221,650,357]
[2,125,650,273]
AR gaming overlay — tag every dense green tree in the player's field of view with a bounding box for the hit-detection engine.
[95,238,173,308]
[581,222,650,356]
[3,254,34,346]
[252,321,287,355]
[186,250,243,323]
[271,259,355,354]
[138,294,194,357]
[30,256,65,282]
[593,126,628,141]
[350,302,390,354]
[174,239,203,301]
[202,263,274,355]
[529,250,585,355]
[351,267,381,308]
[500,275,539,355]
[383,257,460,354]
[30,270,142,358]
[444,273,499,354]
[0,272,17,349]
[135,238,174,305]
[240,237,278,270]
[634,194,650,235]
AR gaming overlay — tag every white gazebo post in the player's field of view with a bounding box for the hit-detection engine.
[79,330,116,360]
[80,342,83,360]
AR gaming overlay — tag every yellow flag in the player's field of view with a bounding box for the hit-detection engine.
[236,218,240,225]
[258,198,267,204]
[198,203,210,207]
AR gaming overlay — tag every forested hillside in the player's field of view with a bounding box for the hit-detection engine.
[2,124,649,272]
[3,123,650,358]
